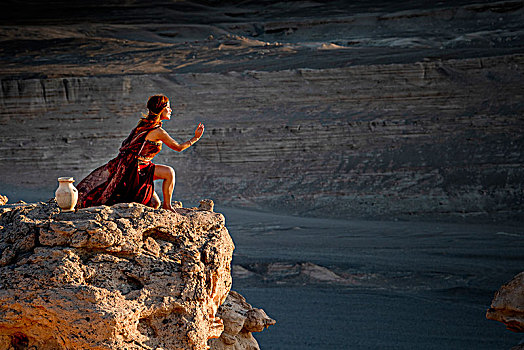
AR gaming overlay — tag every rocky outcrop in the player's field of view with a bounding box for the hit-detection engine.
[487,272,524,333]
[0,200,269,349]
[210,291,276,350]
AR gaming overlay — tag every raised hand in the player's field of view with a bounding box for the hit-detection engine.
[195,123,205,139]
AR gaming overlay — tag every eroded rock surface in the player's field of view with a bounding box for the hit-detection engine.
[210,291,275,350]
[0,200,236,349]
[487,272,524,333]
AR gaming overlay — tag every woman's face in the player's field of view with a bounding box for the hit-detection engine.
[160,101,172,120]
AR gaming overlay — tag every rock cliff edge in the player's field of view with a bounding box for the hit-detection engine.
[487,272,524,334]
[0,199,274,349]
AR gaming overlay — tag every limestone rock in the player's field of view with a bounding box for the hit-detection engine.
[486,272,524,332]
[199,199,215,212]
[209,290,275,350]
[0,200,235,349]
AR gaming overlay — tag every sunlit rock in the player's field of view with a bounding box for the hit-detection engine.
[487,272,524,333]
[0,200,245,349]
[210,291,276,350]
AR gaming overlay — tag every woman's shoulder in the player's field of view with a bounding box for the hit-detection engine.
[146,126,169,141]
[151,126,168,135]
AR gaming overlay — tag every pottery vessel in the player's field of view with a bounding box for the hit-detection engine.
[55,177,78,212]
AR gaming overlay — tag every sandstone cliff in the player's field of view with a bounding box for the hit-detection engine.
[487,272,524,333]
[0,200,274,349]
[210,291,275,350]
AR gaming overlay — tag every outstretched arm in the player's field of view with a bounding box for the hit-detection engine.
[150,123,205,152]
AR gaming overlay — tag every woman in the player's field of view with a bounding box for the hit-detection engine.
[76,94,204,212]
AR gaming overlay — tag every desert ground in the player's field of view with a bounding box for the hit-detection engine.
[1,0,523,348]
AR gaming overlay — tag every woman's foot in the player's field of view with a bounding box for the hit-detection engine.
[162,203,176,212]
[147,192,161,209]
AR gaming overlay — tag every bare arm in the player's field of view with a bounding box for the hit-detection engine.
[147,123,204,152]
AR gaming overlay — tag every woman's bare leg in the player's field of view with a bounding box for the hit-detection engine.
[153,164,176,211]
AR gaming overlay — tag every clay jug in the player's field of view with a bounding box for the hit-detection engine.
[55,177,78,212]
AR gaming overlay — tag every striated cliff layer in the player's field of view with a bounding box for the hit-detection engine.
[1,0,523,222]
[0,199,273,349]
[1,0,523,79]
[1,54,523,221]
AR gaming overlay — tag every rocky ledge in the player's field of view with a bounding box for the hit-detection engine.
[487,272,524,334]
[0,199,274,349]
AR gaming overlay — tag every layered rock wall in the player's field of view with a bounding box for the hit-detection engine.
[1,54,523,221]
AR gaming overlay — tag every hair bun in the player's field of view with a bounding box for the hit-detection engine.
[147,95,169,114]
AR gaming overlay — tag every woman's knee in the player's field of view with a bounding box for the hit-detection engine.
[165,166,175,183]
[154,164,175,181]
[167,166,175,178]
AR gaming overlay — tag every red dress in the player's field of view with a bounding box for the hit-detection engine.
[76,121,163,209]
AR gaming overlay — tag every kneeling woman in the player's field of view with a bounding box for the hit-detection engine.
[76,94,204,211]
